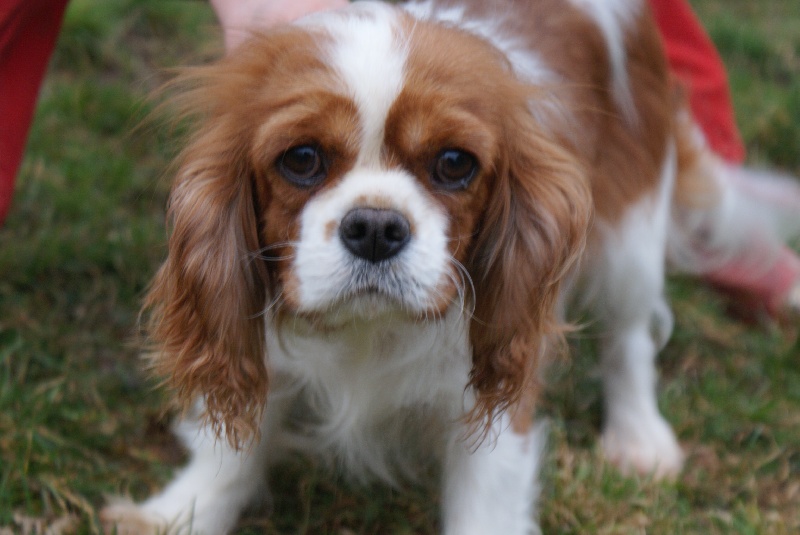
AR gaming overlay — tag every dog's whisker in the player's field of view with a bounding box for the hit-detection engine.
[445,257,476,321]
[248,242,298,261]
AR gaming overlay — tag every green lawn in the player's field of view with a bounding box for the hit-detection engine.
[1,0,798,533]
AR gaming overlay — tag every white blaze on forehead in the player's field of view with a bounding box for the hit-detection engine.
[306,3,409,167]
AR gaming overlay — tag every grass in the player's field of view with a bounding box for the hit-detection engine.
[1,0,798,532]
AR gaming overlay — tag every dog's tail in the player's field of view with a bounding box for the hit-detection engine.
[668,113,800,281]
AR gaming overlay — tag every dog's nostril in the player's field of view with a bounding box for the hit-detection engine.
[340,208,411,263]
[384,221,408,243]
[342,219,369,241]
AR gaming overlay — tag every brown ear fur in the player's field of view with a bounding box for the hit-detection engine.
[145,62,271,449]
[468,113,591,429]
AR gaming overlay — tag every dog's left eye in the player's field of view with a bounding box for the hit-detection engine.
[432,149,478,190]
[278,145,327,188]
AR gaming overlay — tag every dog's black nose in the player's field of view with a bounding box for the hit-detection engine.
[339,208,411,263]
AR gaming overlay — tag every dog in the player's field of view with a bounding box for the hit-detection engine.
[101,1,797,533]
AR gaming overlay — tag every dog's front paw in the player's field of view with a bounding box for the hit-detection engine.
[100,500,173,535]
[601,415,684,479]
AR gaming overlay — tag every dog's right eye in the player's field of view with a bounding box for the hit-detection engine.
[277,145,327,188]
[432,149,478,191]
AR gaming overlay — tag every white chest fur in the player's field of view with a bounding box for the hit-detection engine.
[266,305,474,480]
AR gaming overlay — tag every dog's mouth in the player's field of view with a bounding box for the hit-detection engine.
[341,278,406,305]
[349,260,420,297]
[313,262,425,318]
[314,287,408,323]
[287,263,458,325]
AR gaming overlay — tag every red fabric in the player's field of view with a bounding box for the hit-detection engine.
[0,0,69,224]
[649,0,746,164]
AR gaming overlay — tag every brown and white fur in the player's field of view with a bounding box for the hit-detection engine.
[101,1,798,533]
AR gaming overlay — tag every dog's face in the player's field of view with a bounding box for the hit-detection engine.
[254,7,511,321]
[147,4,591,445]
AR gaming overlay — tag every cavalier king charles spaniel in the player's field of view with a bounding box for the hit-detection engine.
[102,0,791,533]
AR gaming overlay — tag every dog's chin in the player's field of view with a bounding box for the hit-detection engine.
[334,289,409,319]
[293,286,452,327]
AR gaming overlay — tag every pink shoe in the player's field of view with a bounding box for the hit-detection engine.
[705,246,800,321]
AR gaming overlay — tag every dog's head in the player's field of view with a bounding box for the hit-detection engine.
[147,3,590,446]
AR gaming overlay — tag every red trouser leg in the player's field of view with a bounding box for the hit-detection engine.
[0,0,69,224]
[649,0,745,164]
[650,0,799,317]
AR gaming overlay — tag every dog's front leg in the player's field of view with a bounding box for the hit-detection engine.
[101,398,287,535]
[441,414,546,535]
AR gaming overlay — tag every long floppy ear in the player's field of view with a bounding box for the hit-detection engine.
[467,117,591,428]
[145,87,269,449]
